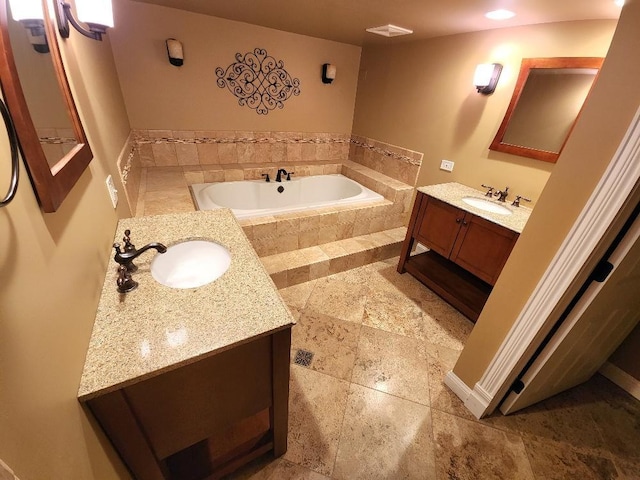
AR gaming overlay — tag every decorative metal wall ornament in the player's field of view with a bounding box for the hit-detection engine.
[215,48,301,115]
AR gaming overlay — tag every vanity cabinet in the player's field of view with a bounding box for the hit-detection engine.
[399,192,519,321]
[85,329,291,480]
[79,211,296,480]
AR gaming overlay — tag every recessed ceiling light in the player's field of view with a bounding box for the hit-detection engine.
[485,9,516,20]
[366,24,414,37]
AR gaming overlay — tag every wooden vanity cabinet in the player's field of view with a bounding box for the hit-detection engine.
[399,192,519,321]
[84,328,291,480]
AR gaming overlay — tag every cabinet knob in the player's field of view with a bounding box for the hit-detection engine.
[456,217,462,223]
[462,221,468,226]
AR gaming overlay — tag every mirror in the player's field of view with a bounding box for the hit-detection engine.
[0,0,92,212]
[489,57,603,163]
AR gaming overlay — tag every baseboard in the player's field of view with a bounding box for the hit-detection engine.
[599,362,640,401]
[444,371,492,419]
[444,371,472,402]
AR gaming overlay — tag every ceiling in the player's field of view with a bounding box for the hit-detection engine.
[131,0,622,46]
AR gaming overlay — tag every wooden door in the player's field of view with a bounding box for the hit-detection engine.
[414,196,464,258]
[451,214,519,285]
[500,211,640,414]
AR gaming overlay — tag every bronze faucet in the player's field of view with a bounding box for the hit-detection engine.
[275,168,294,182]
[113,241,167,273]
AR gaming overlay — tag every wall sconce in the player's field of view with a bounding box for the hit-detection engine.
[166,39,184,67]
[7,0,49,53]
[474,63,503,95]
[322,63,336,84]
[56,0,114,41]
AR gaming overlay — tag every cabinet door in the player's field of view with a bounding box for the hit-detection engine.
[451,213,518,285]
[414,196,465,258]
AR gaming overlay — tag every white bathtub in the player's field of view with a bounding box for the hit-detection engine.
[191,174,384,219]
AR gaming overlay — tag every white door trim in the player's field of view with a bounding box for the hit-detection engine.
[464,105,640,419]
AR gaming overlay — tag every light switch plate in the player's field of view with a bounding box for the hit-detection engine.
[440,159,454,172]
[106,175,118,208]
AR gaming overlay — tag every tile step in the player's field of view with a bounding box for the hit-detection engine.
[260,227,407,289]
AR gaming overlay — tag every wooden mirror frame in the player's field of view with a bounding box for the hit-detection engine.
[0,0,93,212]
[489,57,603,164]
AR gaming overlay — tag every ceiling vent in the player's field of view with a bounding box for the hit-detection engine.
[365,24,413,37]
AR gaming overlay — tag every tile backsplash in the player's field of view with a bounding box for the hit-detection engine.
[118,130,423,216]
[132,130,351,166]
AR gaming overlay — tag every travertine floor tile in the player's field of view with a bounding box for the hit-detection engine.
[278,281,317,311]
[426,343,476,420]
[362,286,430,340]
[588,376,640,462]
[352,326,431,405]
[432,409,535,480]
[501,385,607,453]
[227,457,329,480]
[523,437,620,480]
[291,309,362,381]
[306,276,367,324]
[284,366,350,476]
[332,384,436,480]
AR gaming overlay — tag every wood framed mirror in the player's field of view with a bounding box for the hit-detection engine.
[0,0,93,212]
[489,57,603,163]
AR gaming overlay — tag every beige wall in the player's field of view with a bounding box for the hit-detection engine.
[109,0,361,133]
[352,20,617,206]
[453,1,640,388]
[0,0,131,478]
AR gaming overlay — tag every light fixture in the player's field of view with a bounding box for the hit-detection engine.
[614,0,625,6]
[166,39,184,66]
[56,0,114,41]
[7,0,48,52]
[474,63,503,95]
[485,9,516,20]
[322,63,336,84]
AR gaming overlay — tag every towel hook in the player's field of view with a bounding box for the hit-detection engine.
[0,98,19,208]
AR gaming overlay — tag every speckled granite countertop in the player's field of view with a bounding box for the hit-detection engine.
[417,183,532,233]
[78,209,295,401]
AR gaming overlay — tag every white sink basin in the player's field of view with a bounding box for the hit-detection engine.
[462,196,512,216]
[151,240,231,289]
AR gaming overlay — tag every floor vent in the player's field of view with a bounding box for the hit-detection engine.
[293,349,314,367]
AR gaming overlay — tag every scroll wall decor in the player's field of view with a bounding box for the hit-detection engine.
[216,48,301,115]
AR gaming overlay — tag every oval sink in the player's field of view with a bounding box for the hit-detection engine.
[151,240,231,289]
[462,196,512,216]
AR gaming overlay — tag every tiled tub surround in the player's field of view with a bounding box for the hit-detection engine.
[120,130,422,202]
[132,161,413,253]
[350,134,422,186]
[118,132,421,286]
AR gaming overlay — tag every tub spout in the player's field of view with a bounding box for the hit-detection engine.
[276,168,288,182]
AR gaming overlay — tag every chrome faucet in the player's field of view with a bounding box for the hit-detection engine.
[113,241,167,273]
[494,187,509,202]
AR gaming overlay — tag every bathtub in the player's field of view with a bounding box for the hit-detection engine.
[191,174,384,219]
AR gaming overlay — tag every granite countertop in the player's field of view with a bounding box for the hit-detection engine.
[78,209,295,401]
[417,182,532,233]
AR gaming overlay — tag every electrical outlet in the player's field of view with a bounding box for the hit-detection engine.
[440,159,454,172]
[106,175,118,208]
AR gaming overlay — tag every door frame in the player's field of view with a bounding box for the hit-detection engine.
[447,105,640,419]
